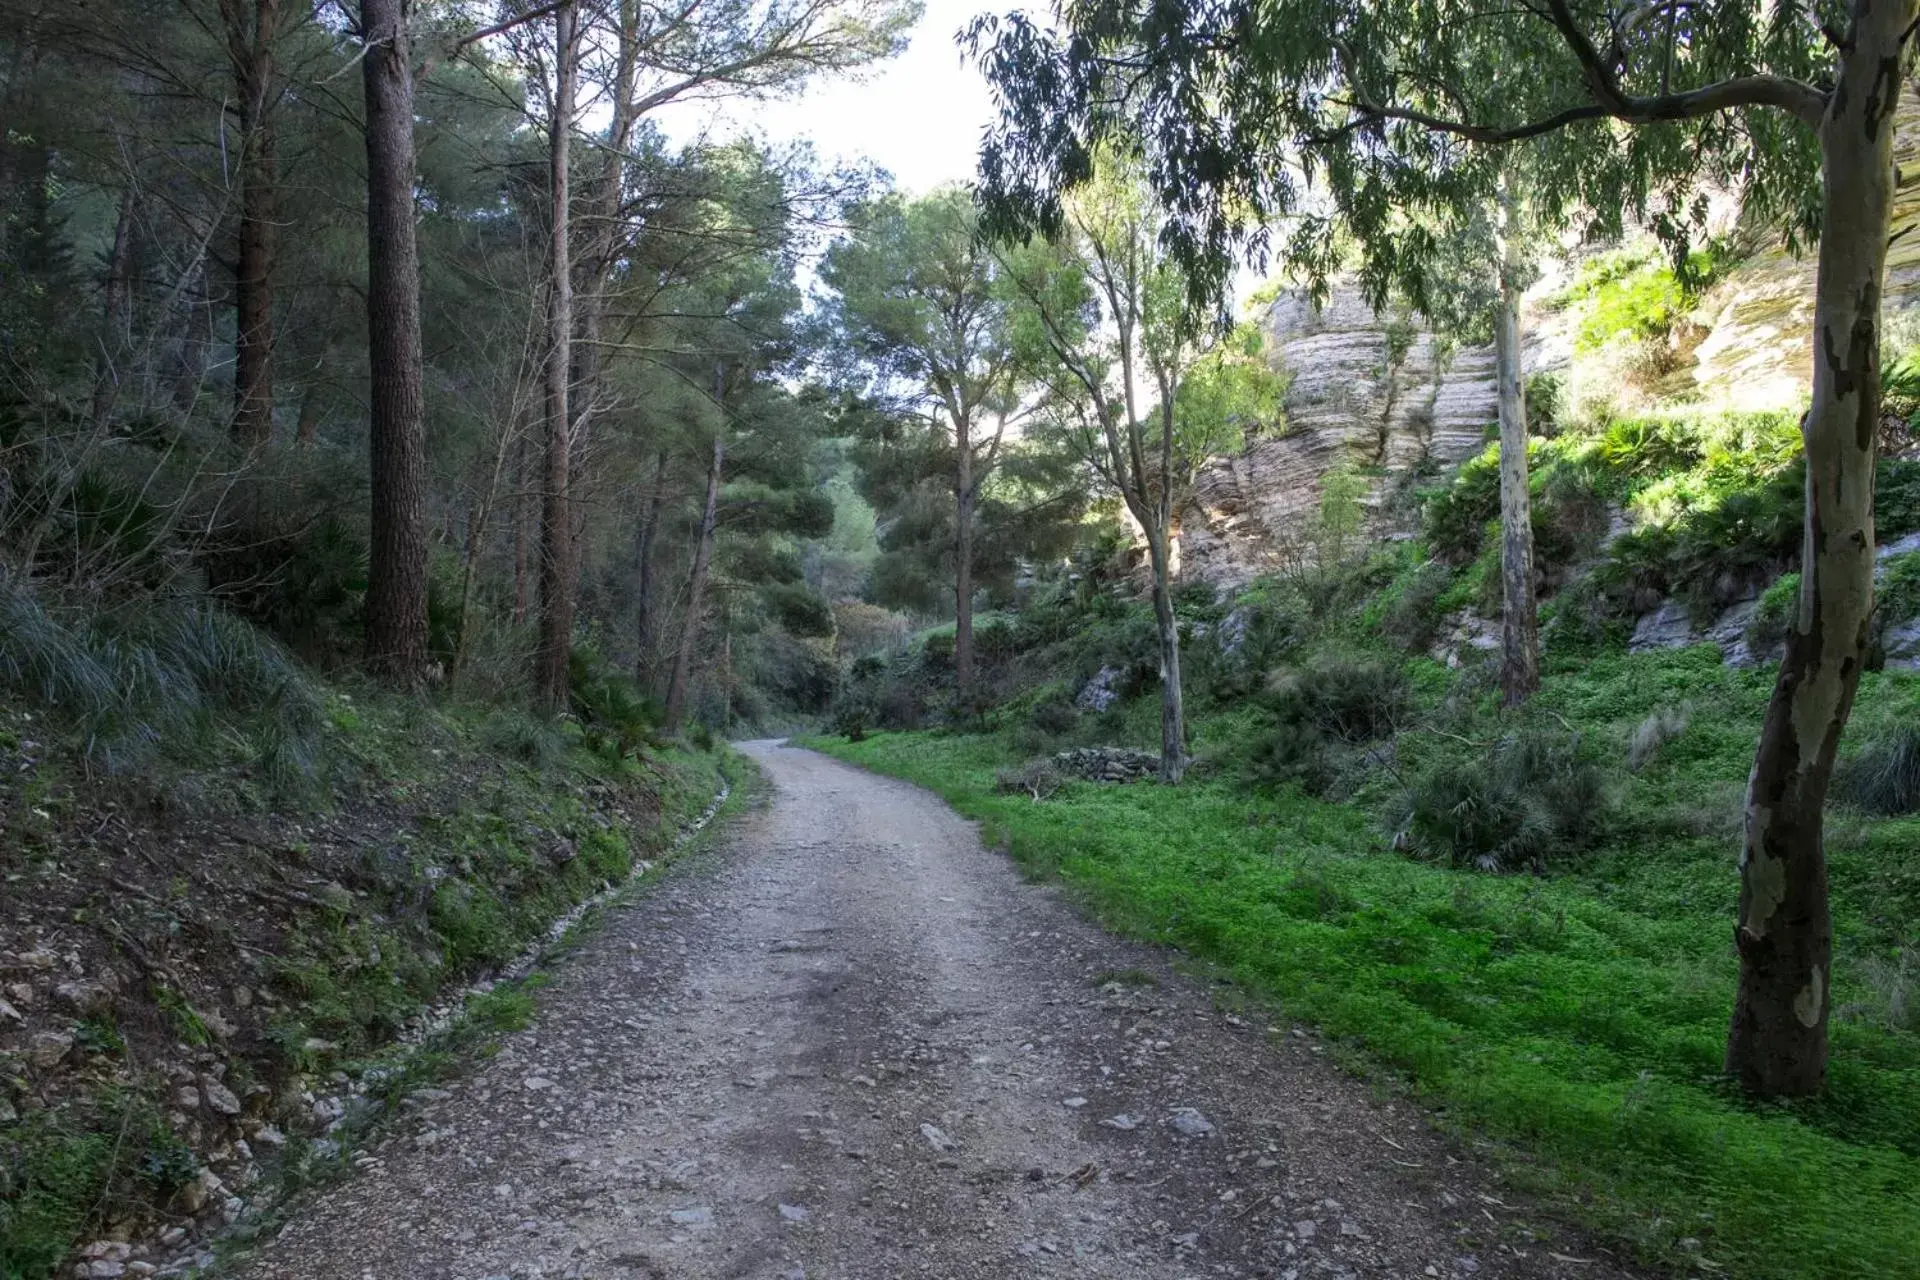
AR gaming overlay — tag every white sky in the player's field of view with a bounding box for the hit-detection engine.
[652,0,1008,197]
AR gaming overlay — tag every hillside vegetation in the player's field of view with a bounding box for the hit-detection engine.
[812,400,1920,1280]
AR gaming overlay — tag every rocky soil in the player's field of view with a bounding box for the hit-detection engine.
[228,742,1638,1280]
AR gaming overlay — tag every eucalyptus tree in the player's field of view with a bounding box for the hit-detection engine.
[820,188,1028,700]
[1001,161,1272,780]
[972,0,1909,1096]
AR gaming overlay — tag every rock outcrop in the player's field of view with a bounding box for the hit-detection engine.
[1180,288,1496,587]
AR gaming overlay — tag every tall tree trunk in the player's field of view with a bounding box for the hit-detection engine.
[664,428,723,734]
[360,0,430,683]
[954,421,975,699]
[512,431,532,625]
[226,0,280,446]
[569,0,640,466]
[294,380,322,444]
[1146,526,1186,782]
[535,0,578,712]
[1724,4,1909,1098]
[634,447,670,687]
[89,180,137,429]
[1494,190,1538,707]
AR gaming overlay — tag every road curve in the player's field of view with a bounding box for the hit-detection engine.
[232,741,1633,1280]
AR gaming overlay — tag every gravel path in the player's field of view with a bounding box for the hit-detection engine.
[231,741,1638,1280]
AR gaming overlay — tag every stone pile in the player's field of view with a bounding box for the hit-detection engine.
[1053,747,1163,784]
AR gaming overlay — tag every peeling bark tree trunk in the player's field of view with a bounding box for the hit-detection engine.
[664,427,723,734]
[1145,527,1187,781]
[1494,191,1538,707]
[360,0,430,683]
[225,0,281,446]
[1724,3,1909,1097]
[535,0,578,713]
[954,422,976,701]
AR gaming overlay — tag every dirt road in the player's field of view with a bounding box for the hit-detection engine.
[232,742,1634,1280]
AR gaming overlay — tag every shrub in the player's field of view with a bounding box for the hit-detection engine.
[1027,695,1080,736]
[1393,728,1611,871]
[1746,572,1801,655]
[1242,715,1344,795]
[0,584,325,783]
[1525,372,1565,434]
[1423,447,1501,563]
[1378,562,1454,653]
[1267,656,1409,743]
[478,709,566,771]
[1879,459,1920,539]
[567,645,658,758]
[1834,726,1920,816]
[1627,703,1691,772]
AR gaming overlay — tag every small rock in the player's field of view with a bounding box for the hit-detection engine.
[1100,1114,1141,1131]
[174,1087,201,1111]
[1294,1220,1318,1240]
[669,1206,714,1226]
[1062,1096,1088,1109]
[198,1078,242,1117]
[54,981,112,1016]
[777,1203,809,1222]
[5,982,33,1006]
[29,1030,73,1069]
[918,1123,955,1151]
[523,1076,555,1092]
[493,1183,514,1200]
[0,998,20,1023]
[1340,1220,1364,1237]
[1168,1107,1214,1137]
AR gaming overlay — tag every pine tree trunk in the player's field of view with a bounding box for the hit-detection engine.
[634,447,669,688]
[1724,2,1910,1097]
[664,429,723,734]
[228,0,280,446]
[360,0,430,683]
[512,431,531,625]
[1494,192,1538,707]
[1146,527,1186,782]
[534,0,577,712]
[954,422,975,700]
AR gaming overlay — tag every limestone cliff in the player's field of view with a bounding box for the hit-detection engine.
[1179,99,1920,590]
[1179,289,1496,587]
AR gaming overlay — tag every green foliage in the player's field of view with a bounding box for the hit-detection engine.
[0,1092,188,1279]
[568,645,658,759]
[0,583,324,785]
[1393,727,1611,871]
[1834,726,1920,817]
[1564,246,1725,353]
[1422,447,1501,564]
[815,697,1920,1280]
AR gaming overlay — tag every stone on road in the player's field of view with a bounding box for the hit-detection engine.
[232,741,1628,1280]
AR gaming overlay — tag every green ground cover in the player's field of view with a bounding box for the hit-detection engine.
[807,648,1920,1280]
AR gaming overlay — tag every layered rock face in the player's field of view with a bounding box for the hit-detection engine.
[1692,103,1920,411]
[1179,288,1497,587]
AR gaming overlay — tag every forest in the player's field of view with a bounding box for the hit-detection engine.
[2,0,1918,1278]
